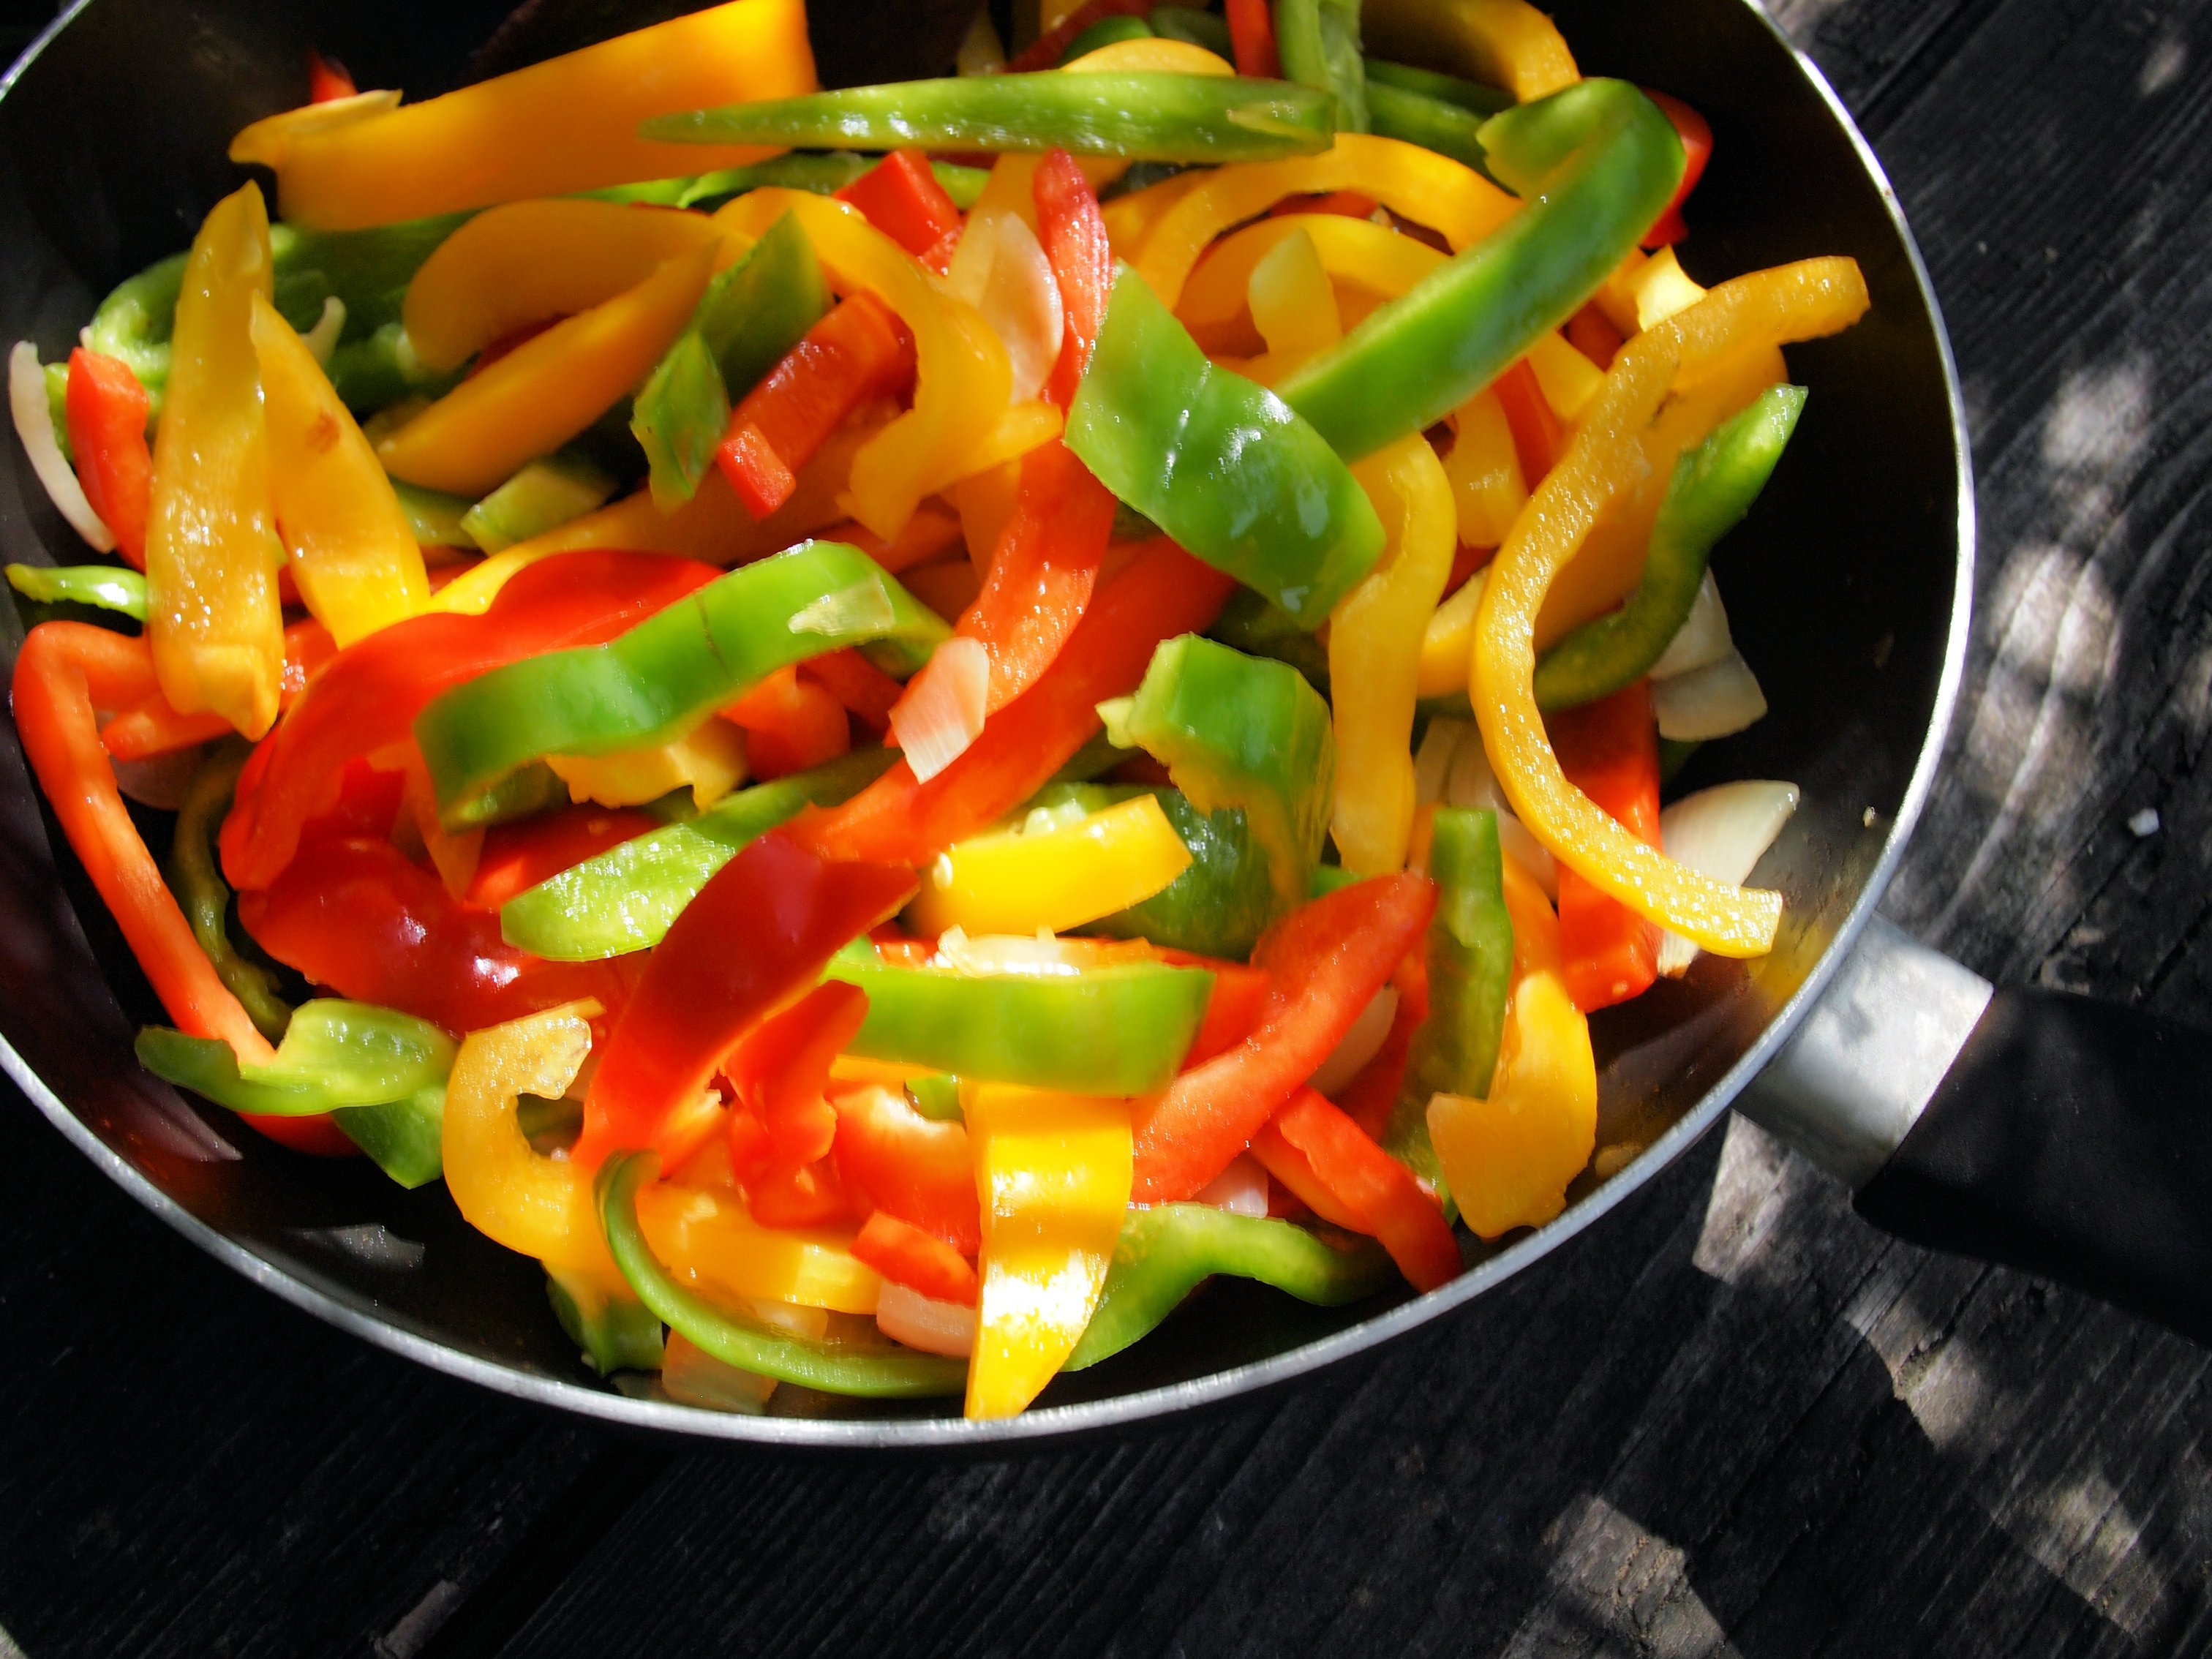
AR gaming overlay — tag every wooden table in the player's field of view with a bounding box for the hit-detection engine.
[5,0,2211,1650]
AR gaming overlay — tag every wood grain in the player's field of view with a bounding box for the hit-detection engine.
[4,0,2212,1652]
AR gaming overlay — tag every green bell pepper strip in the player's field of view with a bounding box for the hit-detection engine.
[414,541,946,825]
[827,944,1214,1095]
[1097,633,1335,912]
[1385,806,1513,1204]
[1205,586,1330,689]
[391,481,478,549]
[633,211,830,511]
[1039,781,1280,960]
[1535,384,1807,710]
[169,741,293,1042]
[1365,80,1491,175]
[905,1072,964,1122]
[500,747,898,960]
[661,154,988,211]
[1066,1203,1393,1369]
[1061,14,1154,61]
[330,1091,448,1190]
[1066,267,1383,626]
[1149,4,1234,56]
[1363,58,1513,116]
[641,74,1336,164]
[599,1151,968,1397]
[1275,0,1369,133]
[5,563,147,620]
[460,451,617,553]
[547,1267,666,1375]
[1278,78,1685,462]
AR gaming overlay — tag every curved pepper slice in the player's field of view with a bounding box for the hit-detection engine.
[64,348,151,569]
[1472,259,1867,956]
[832,1082,982,1255]
[905,793,1192,938]
[1360,0,1579,104]
[636,1176,884,1314]
[169,742,292,1041]
[599,1151,967,1397]
[1275,0,1369,133]
[1176,213,1445,339]
[1065,1202,1391,1369]
[1249,1086,1461,1291]
[1058,783,1279,961]
[413,541,942,824]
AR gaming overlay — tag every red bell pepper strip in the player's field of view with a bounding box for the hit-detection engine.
[1494,358,1563,486]
[725,979,867,1165]
[102,617,334,761]
[221,550,716,891]
[1551,680,1663,1012]
[1130,873,1437,1203]
[1250,1086,1462,1292]
[726,1105,862,1228]
[1224,0,1283,78]
[1641,91,1712,249]
[792,536,1233,867]
[1034,148,1114,410]
[1339,952,1428,1140]
[10,622,353,1154]
[799,647,903,734]
[236,835,633,1035]
[1004,0,1153,72]
[64,349,151,571]
[463,803,660,911]
[715,295,915,521]
[1162,949,1274,1068]
[574,831,915,1169]
[831,1081,982,1254]
[835,151,964,273]
[851,1210,979,1306]
[722,667,851,779]
[306,48,357,103]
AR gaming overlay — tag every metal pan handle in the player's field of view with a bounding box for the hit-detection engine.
[1737,917,2212,1346]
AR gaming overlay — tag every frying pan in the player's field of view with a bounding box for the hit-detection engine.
[1,0,2202,1450]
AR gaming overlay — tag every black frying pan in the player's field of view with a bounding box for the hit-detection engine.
[1,0,2200,1449]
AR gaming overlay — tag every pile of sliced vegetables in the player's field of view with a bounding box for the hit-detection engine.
[6,0,1863,1420]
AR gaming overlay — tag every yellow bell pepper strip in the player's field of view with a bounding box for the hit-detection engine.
[249,294,429,647]
[711,189,1012,540]
[1064,34,1234,75]
[1471,257,1868,957]
[1176,213,1446,341]
[1127,133,1516,310]
[1427,851,1595,1236]
[1276,81,1684,464]
[636,1177,884,1314]
[399,199,723,375]
[459,452,618,554]
[545,716,751,812]
[1245,227,1342,367]
[1417,569,1488,701]
[375,241,716,497]
[145,182,285,739]
[228,88,402,171]
[1360,0,1579,104]
[1329,435,1456,876]
[963,1082,1132,1418]
[249,0,818,230]
[1442,384,1525,548]
[906,792,1192,936]
[598,1151,966,1396]
[443,1000,619,1278]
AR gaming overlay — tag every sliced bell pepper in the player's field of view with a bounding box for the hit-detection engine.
[1129,871,1434,1202]
[1007,0,1154,71]
[791,537,1235,867]
[1493,357,1562,484]
[1175,213,1442,342]
[636,1168,884,1314]
[222,550,718,891]
[249,293,429,647]
[598,1151,966,1396]
[1066,1202,1391,1368]
[1439,384,1524,556]
[247,0,818,230]
[851,1210,979,1306]
[1097,632,1335,910]
[305,49,357,104]
[802,645,908,733]
[169,742,293,1042]
[644,73,1334,164]
[146,182,285,740]
[500,748,894,960]
[546,1268,666,1376]
[1364,79,1491,173]
[6,562,146,619]
[963,1083,1132,1418]
[543,718,750,813]
[574,832,914,1168]
[1243,225,1344,373]
[376,241,716,497]
[723,664,852,780]
[466,803,660,912]
[1034,148,1115,407]
[1224,0,1283,77]
[63,349,150,570]
[1471,258,1865,956]
[1151,5,1235,56]
[1640,91,1712,249]
[716,293,913,519]
[833,149,963,267]
[1535,383,1805,710]
[833,1081,982,1254]
[1340,952,1426,1139]
[1059,15,1154,63]
[1276,81,1683,463]
[906,791,1192,936]
[1360,0,1579,104]
[1249,1086,1460,1290]
[1059,784,1279,960]
[1275,0,1369,134]
[1330,435,1456,877]
[827,945,1212,1095]
[723,979,864,1165]
[413,541,943,824]
[101,617,332,763]
[1549,682,1663,1013]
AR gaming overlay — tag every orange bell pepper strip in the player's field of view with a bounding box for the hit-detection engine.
[99,617,332,762]
[1129,873,1437,1203]
[1224,0,1283,77]
[798,647,904,734]
[64,349,150,570]
[832,1081,982,1254]
[715,293,914,519]
[851,1210,979,1306]
[1034,148,1116,408]
[1250,1086,1462,1291]
[1551,682,1663,1012]
[789,536,1234,868]
[11,622,351,1154]
[833,151,963,271]
[241,0,817,230]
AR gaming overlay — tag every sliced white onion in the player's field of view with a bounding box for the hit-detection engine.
[1438,724,1558,896]
[889,634,990,782]
[660,1331,777,1412]
[932,926,1084,977]
[1649,569,1734,679]
[10,342,114,553]
[876,1282,977,1357]
[1195,1154,1271,1218]
[1652,648,1767,741]
[1309,984,1397,1098]
[944,207,1064,404]
[1655,780,1799,976]
[301,296,347,366]
[113,745,206,811]
[1412,715,1470,807]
